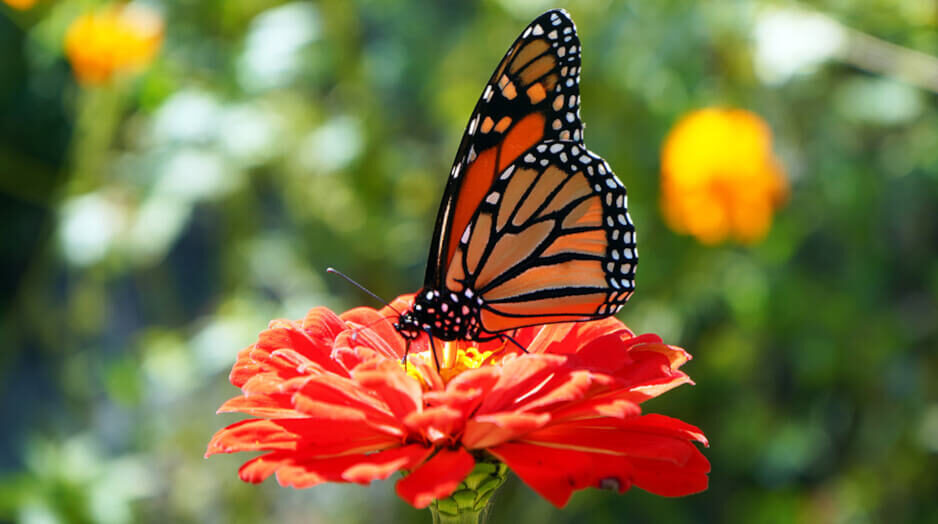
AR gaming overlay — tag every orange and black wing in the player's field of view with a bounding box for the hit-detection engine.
[425,9,584,290]
[443,140,637,333]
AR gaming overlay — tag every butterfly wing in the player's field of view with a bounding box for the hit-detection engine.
[443,140,637,333]
[425,9,584,290]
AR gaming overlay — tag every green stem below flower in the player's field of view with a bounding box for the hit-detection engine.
[428,460,508,524]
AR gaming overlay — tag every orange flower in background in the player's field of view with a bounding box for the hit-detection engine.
[661,108,788,245]
[64,4,163,85]
[3,0,37,10]
[207,294,709,511]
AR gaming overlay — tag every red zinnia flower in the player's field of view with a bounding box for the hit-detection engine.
[206,294,709,509]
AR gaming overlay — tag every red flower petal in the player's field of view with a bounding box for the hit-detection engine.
[395,447,476,509]
[293,375,396,421]
[274,444,433,488]
[547,389,643,422]
[565,336,633,373]
[300,306,347,348]
[342,445,434,484]
[255,324,348,377]
[608,346,689,391]
[207,418,404,458]
[630,337,691,369]
[476,354,567,414]
[615,413,709,446]
[512,369,594,413]
[423,367,499,419]
[239,451,288,483]
[522,422,700,465]
[352,359,422,420]
[525,317,633,356]
[491,415,710,506]
[216,395,305,418]
[488,443,636,507]
[628,450,710,496]
[229,346,263,388]
[463,412,551,449]
[404,406,463,443]
[339,307,405,359]
[206,419,299,457]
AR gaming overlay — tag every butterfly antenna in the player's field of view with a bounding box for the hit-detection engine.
[326,267,402,315]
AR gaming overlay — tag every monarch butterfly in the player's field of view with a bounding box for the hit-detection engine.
[394,9,637,344]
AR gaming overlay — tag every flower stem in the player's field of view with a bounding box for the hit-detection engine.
[428,460,508,524]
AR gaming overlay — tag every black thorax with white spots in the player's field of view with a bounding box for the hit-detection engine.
[395,288,485,341]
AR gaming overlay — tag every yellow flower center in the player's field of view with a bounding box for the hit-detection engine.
[403,341,499,389]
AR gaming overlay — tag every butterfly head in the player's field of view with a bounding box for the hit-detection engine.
[394,310,421,341]
[394,289,440,341]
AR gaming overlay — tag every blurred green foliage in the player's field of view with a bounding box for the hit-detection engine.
[2,0,937,522]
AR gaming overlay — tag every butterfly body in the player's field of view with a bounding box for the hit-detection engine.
[395,288,484,342]
[396,9,637,344]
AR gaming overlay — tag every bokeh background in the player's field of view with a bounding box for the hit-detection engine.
[2,0,937,522]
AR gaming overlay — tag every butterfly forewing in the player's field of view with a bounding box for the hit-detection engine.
[395,9,638,344]
[444,140,637,334]
[425,9,584,290]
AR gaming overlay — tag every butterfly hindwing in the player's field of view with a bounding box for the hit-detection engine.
[425,9,584,290]
[443,140,637,334]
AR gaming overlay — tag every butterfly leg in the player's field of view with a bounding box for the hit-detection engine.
[401,340,411,370]
[500,332,529,353]
[424,328,442,372]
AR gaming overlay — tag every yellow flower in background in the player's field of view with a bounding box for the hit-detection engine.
[64,4,163,85]
[3,0,38,10]
[660,108,788,245]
